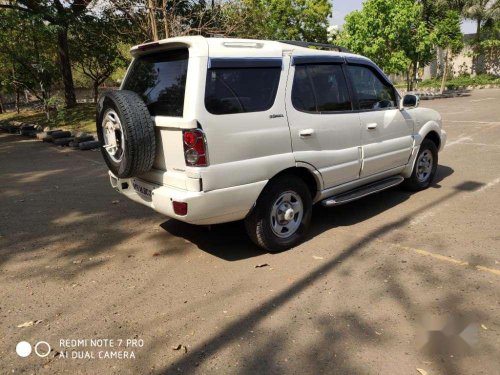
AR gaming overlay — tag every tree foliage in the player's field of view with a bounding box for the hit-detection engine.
[339,0,467,89]
[103,0,244,42]
[0,0,94,107]
[0,9,59,116]
[433,10,464,91]
[341,0,433,75]
[462,0,499,73]
[70,16,128,102]
[238,0,332,42]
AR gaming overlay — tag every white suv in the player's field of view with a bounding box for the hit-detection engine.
[96,36,446,252]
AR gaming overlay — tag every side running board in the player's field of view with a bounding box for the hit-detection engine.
[321,176,405,207]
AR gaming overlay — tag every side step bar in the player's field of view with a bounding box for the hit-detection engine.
[321,176,405,207]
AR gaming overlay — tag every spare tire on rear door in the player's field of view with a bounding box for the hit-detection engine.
[96,90,156,178]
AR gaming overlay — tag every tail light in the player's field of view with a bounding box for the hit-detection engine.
[182,129,208,167]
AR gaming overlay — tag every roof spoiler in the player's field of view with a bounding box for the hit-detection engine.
[279,40,350,53]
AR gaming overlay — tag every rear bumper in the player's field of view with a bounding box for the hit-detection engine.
[109,172,266,225]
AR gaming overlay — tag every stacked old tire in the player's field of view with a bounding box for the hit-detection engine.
[0,121,101,151]
[39,130,100,150]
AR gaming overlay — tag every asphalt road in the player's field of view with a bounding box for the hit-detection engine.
[1,89,499,375]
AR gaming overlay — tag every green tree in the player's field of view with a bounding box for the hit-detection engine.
[462,0,499,73]
[238,0,332,42]
[0,0,94,108]
[70,17,127,103]
[0,9,59,117]
[434,11,464,92]
[479,17,500,73]
[340,0,434,90]
[105,0,243,41]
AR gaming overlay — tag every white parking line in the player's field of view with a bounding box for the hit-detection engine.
[385,242,500,277]
[410,175,500,225]
[446,136,472,147]
[470,98,496,102]
[475,177,500,194]
[451,142,500,148]
[447,120,500,124]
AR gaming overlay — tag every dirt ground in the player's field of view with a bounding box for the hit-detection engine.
[1,89,499,375]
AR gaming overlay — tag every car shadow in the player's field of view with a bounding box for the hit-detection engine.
[431,164,454,188]
[160,165,455,261]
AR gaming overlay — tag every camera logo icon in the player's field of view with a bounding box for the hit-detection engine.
[16,341,51,358]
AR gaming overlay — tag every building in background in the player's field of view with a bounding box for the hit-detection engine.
[424,34,500,80]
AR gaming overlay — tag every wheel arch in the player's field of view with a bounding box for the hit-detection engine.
[267,165,322,201]
[416,120,442,148]
[402,127,441,178]
[423,130,441,150]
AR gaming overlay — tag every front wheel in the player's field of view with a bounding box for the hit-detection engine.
[245,176,312,252]
[403,139,438,191]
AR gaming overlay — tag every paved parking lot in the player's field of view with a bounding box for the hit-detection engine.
[1,89,499,374]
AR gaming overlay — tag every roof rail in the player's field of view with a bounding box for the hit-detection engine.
[278,40,350,53]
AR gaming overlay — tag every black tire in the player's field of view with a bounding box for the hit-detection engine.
[96,90,156,178]
[53,137,74,146]
[79,140,101,150]
[74,135,94,143]
[51,131,72,139]
[403,139,438,191]
[245,176,312,252]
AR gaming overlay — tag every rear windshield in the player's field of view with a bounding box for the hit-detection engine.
[122,49,188,117]
[205,67,281,115]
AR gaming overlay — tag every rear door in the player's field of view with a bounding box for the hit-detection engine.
[122,47,204,191]
[345,61,414,177]
[285,55,362,189]
[122,48,189,174]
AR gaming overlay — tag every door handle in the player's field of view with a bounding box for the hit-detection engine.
[366,123,378,130]
[299,129,315,138]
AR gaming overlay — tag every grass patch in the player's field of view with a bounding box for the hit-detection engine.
[0,103,96,133]
[395,74,500,90]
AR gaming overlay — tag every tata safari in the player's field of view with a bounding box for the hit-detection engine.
[96,36,447,252]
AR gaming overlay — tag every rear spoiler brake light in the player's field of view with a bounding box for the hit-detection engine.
[137,42,160,51]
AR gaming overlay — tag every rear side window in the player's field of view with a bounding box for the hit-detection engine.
[292,64,352,113]
[205,67,281,115]
[346,65,397,110]
[122,49,188,117]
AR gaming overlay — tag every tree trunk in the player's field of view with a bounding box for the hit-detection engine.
[473,18,482,75]
[0,95,4,114]
[406,67,411,92]
[162,0,169,39]
[93,81,99,104]
[440,49,449,94]
[42,90,50,121]
[15,89,20,114]
[57,26,77,108]
[148,0,159,41]
[409,61,418,91]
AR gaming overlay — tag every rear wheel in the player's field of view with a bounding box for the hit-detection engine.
[245,176,312,252]
[403,139,438,191]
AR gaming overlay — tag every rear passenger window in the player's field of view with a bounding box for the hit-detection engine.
[292,64,352,113]
[122,49,188,117]
[346,65,397,110]
[205,67,281,115]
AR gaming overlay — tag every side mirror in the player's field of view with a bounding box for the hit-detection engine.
[401,94,419,109]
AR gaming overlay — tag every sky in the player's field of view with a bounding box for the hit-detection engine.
[330,0,477,34]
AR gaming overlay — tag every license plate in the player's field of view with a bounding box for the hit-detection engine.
[132,179,155,201]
